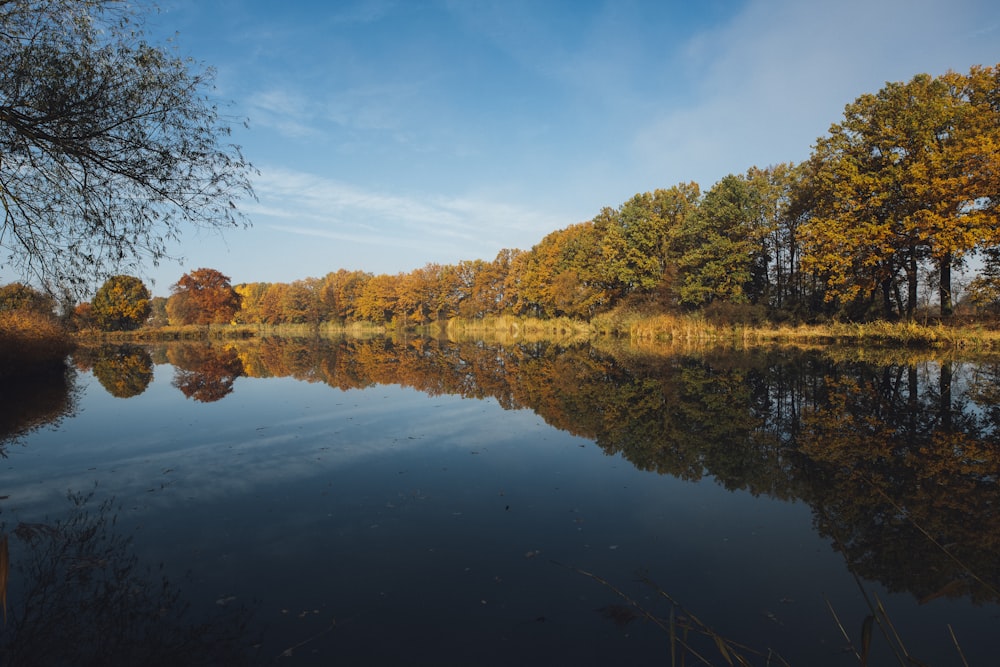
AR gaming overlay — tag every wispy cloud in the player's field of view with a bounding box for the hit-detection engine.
[243,166,566,268]
[631,0,999,187]
[245,88,326,139]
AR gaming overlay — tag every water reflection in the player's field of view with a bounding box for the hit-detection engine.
[74,344,154,398]
[167,344,244,402]
[0,363,76,455]
[68,337,1000,609]
[0,493,255,666]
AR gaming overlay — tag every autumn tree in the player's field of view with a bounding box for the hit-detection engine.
[397,264,452,325]
[742,164,805,313]
[453,259,489,319]
[800,65,1000,319]
[319,270,371,322]
[0,0,254,292]
[91,275,151,331]
[148,296,169,327]
[166,268,240,325]
[0,283,55,315]
[232,282,270,324]
[281,278,324,324]
[354,273,399,323]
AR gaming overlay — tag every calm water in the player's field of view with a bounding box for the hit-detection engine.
[1,338,998,666]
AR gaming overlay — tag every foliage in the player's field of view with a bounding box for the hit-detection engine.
[0,0,255,293]
[32,62,996,331]
[0,354,76,451]
[0,283,55,315]
[91,275,151,331]
[88,345,154,397]
[166,268,240,325]
[148,296,169,327]
[675,173,767,306]
[0,310,73,375]
[799,65,1000,319]
[168,344,243,402]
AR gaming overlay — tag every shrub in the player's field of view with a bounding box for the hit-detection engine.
[0,310,74,376]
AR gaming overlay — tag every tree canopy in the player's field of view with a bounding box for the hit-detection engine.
[166,268,239,325]
[0,0,254,293]
[91,275,151,331]
[800,66,1000,318]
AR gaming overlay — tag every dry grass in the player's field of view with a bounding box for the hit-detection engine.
[611,312,1000,352]
[445,315,591,343]
[0,311,74,376]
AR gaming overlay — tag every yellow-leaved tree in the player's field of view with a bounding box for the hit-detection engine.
[91,275,151,331]
[800,64,1000,319]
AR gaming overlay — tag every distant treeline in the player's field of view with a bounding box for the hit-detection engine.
[11,64,998,334]
[216,65,1000,326]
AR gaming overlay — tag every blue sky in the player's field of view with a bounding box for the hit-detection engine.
[19,0,1000,295]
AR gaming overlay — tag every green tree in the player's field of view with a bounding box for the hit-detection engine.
[91,275,151,331]
[0,0,254,292]
[600,185,699,302]
[675,174,768,307]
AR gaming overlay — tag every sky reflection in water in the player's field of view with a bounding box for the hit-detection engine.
[1,342,998,666]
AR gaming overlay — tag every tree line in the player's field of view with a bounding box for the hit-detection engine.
[5,64,998,332]
[187,65,1000,327]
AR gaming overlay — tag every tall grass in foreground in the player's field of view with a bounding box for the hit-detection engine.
[0,311,74,376]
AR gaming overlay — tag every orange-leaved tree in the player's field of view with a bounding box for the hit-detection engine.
[166,268,240,325]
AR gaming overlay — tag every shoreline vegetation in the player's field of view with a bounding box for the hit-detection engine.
[67,313,1000,349]
[8,310,1000,378]
[73,312,1000,347]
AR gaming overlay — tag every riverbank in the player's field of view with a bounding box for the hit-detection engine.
[28,312,1000,354]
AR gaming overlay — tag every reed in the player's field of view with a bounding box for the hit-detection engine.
[616,313,1000,351]
[0,311,74,375]
[557,560,791,666]
[445,315,591,342]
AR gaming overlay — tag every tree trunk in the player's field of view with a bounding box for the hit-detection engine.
[939,252,953,319]
[906,246,918,320]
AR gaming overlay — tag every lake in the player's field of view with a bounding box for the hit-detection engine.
[1,337,998,666]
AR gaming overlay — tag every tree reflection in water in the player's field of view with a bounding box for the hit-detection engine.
[0,363,77,457]
[74,344,154,399]
[0,492,256,667]
[73,337,1000,607]
[168,344,244,403]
